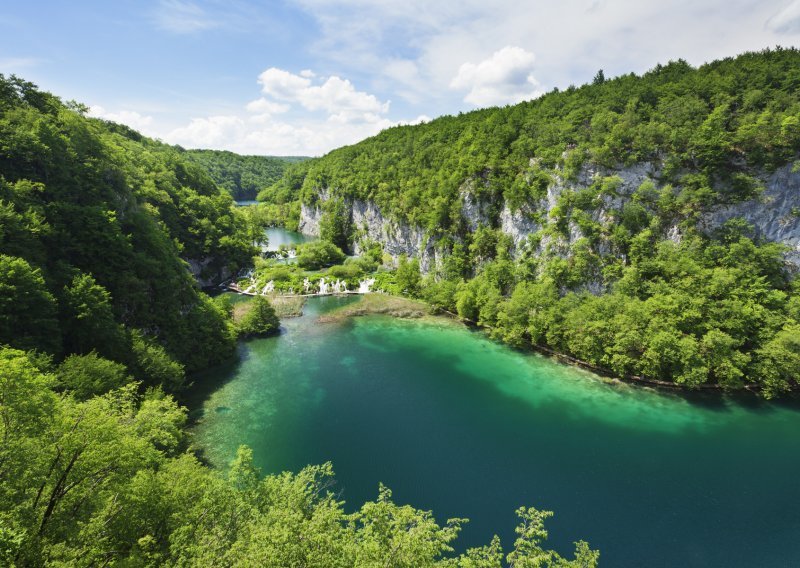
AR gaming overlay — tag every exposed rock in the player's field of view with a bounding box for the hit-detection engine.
[460,181,493,231]
[186,257,231,288]
[703,162,800,268]
[299,160,800,275]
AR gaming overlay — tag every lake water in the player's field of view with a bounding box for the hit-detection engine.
[264,227,316,251]
[232,202,316,252]
[190,296,800,567]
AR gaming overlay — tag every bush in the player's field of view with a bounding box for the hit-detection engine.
[57,352,129,400]
[296,241,346,270]
[237,296,280,337]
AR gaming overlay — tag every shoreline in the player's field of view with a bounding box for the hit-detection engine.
[227,285,790,398]
[321,293,783,397]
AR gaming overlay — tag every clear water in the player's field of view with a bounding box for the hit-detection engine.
[263,227,316,251]
[190,296,800,567]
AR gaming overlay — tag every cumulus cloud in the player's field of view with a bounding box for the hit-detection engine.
[257,68,390,119]
[167,115,245,147]
[450,46,542,106]
[88,106,155,133]
[165,112,403,156]
[766,1,800,33]
[159,68,415,155]
[245,98,290,115]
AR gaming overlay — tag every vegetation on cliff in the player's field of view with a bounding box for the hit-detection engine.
[278,49,800,396]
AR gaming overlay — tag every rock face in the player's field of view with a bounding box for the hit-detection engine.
[300,200,443,272]
[703,164,800,268]
[298,161,800,272]
[186,257,231,288]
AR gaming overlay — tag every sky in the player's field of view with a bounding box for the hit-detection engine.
[2,0,800,156]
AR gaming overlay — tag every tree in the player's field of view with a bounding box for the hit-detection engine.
[296,241,346,270]
[0,255,60,354]
[320,198,353,252]
[129,331,186,392]
[56,352,129,400]
[507,507,599,568]
[396,255,421,297]
[60,273,126,359]
[237,296,280,337]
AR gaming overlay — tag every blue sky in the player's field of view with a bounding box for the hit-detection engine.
[3,0,800,156]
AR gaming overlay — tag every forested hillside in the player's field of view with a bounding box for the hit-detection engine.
[0,74,260,387]
[0,75,597,565]
[182,148,307,200]
[281,48,800,396]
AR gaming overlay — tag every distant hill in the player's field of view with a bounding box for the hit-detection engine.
[181,149,308,200]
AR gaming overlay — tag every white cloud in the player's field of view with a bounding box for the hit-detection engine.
[159,68,409,156]
[257,68,313,100]
[257,68,390,121]
[153,0,216,34]
[167,115,245,147]
[450,46,542,106]
[766,1,800,33]
[245,97,290,115]
[88,105,155,133]
[165,112,398,156]
[291,0,800,110]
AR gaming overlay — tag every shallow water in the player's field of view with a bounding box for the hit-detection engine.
[263,227,316,251]
[190,296,800,567]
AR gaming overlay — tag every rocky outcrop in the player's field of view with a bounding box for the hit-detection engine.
[703,163,800,268]
[186,257,231,288]
[300,200,444,272]
[298,161,800,273]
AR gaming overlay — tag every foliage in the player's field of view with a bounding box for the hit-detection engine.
[56,352,129,400]
[0,255,60,354]
[296,240,347,270]
[237,296,280,337]
[320,197,353,251]
[396,255,422,297]
[0,74,250,389]
[182,149,307,201]
[0,347,597,566]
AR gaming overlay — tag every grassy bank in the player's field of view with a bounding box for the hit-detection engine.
[319,294,430,322]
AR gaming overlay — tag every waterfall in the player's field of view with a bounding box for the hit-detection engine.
[357,278,376,294]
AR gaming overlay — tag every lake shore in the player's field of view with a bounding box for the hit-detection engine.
[318,294,430,322]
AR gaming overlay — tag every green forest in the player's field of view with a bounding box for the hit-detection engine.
[182,149,306,201]
[266,48,800,397]
[4,46,800,565]
[0,74,596,565]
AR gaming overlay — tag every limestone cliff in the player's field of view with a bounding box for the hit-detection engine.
[299,161,800,273]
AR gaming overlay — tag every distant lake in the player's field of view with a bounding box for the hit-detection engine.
[191,295,800,567]
[264,227,316,251]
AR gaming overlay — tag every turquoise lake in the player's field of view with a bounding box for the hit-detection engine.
[263,226,316,251]
[190,295,800,567]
